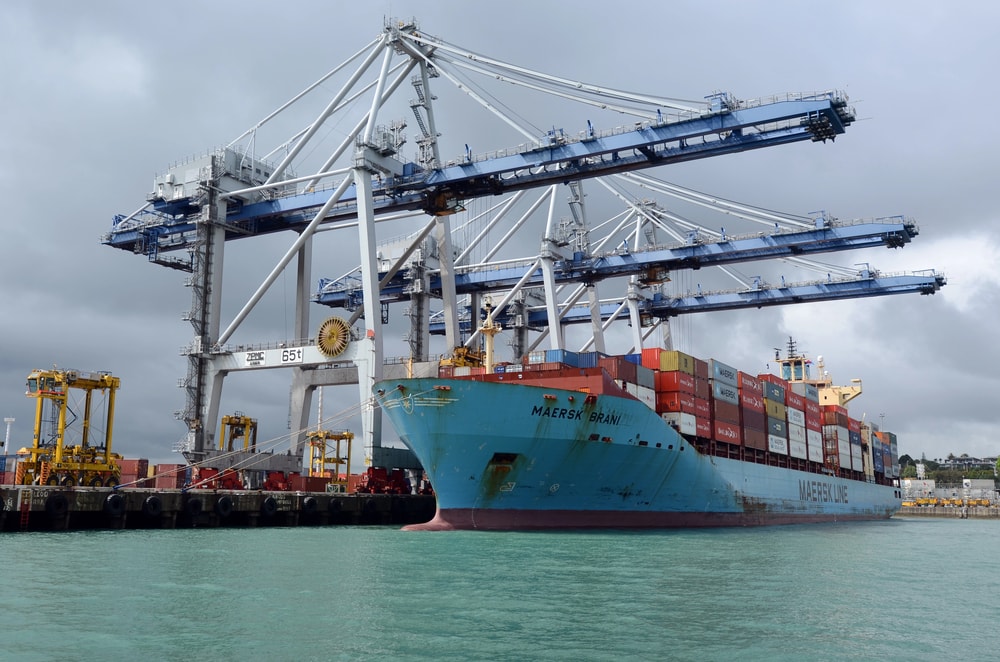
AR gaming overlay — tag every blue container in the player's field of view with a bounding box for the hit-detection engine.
[545,349,579,367]
[623,353,642,365]
[576,351,600,369]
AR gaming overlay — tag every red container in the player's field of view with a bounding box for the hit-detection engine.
[743,427,767,450]
[739,389,764,413]
[712,399,740,425]
[693,358,709,380]
[758,373,788,388]
[738,371,762,394]
[656,391,696,413]
[655,371,695,394]
[694,377,710,400]
[290,475,330,492]
[713,420,742,445]
[599,356,637,384]
[695,417,712,438]
[740,408,767,431]
[694,397,711,419]
[847,417,861,434]
[785,390,805,411]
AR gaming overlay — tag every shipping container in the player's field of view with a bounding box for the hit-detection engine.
[526,351,546,364]
[740,408,766,431]
[787,407,805,428]
[764,399,786,420]
[768,434,788,455]
[641,348,694,374]
[790,381,820,402]
[635,365,655,389]
[656,391,696,414]
[807,428,824,462]
[694,397,711,419]
[785,390,805,411]
[744,427,767,450]
[662,412,697,436]
[711,380,739,406]
[695,417,712,439]
[847,417,861,434]
[694,376,711,400]
[693,358,709,380]
[767,416,787,438]
[712,399,740,425]
[625,382,656,410]
[599,356,637,384]
[545,349,579,367]
[739,390,765,413]
[655,370,696,394]
[788,423,806,445]
[737,371,762,395]
[576,351,601,369]
[850,445,863,472]
[788,439,808,460]
[761,380,785,403]
[709,359,738,386]
[713,420,742,445]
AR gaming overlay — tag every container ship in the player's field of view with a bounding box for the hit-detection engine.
[374,339,902,530]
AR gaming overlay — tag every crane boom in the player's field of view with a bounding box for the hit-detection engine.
[429,270,947,334]
[103,92,854,269]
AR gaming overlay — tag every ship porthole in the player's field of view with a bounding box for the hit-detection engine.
[549,483,560,493]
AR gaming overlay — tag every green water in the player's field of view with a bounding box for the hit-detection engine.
[0,518,996,661]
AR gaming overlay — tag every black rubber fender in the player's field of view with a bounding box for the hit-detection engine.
[301,495,318,514]
[328,498,342,513]
[214,495,233,518]
[104,492,126,517]
[45,492,69,518]
[142,495,163,518]
[260,495,277,517]
[185,496,203,516]
[363,498,377,514]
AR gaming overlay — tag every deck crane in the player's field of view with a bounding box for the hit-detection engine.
[103,18,908,470]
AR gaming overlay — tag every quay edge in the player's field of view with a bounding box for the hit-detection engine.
[0,485,435,532]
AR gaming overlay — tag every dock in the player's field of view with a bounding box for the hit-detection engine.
[0,485,435,532]
[897,505,1000,520]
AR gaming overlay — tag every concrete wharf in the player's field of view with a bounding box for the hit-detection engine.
[0,485,435,532]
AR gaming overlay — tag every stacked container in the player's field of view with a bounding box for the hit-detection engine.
[759,374,788,455]
[645,349,698,435]
[785,388,808,460]
[821,405,850,471]
[803,398,824,464]
[847,417,863,472]
[738,372,766,450]
[692,358,712,438]
[709,359,741,445]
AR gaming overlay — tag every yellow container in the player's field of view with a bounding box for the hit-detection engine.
[765,399,786,420]
[659,350,695,375]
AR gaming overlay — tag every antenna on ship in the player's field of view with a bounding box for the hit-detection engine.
[2,417,11,449]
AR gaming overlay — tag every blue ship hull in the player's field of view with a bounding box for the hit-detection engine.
[375,377,902,530]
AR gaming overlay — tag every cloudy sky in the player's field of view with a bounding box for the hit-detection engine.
[1,0,997,467]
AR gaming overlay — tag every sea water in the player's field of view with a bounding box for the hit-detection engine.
[0,517,997,661]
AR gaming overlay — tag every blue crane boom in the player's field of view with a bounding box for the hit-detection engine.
[429,270,947,334]
[102,91,854,270]
[314,217,918,308]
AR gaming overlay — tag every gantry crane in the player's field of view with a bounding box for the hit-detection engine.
[15,368,122,487]
[101,18,939,471]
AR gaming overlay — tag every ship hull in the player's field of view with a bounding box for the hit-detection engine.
[375,377,901,531]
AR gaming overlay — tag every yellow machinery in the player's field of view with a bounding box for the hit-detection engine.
[307,430,353,492]
[16,368,122,487]
[218,412,257,452]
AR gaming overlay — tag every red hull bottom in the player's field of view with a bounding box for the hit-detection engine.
[403,507,894,531]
